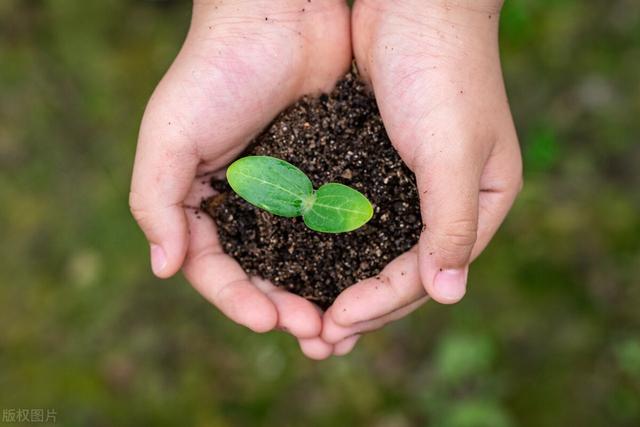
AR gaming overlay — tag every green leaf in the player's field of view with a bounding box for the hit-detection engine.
[226,156,374,233]
[303,183,373,233]
[226,156,313,217]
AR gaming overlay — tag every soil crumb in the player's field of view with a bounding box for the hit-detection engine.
[203,70,421,309]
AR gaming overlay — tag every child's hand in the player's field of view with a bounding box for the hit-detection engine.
[322,0,522,345]
[129,0,352,359]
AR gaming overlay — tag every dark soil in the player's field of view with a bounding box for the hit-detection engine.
[203,70,422,309]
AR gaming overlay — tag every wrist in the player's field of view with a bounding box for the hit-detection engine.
[353,0,505,85]
[186,0,351,95]
[382,0,504,14]
[426,0,504,11]
[192,0,347,23]
[358,0,504,30]
[424,0,505,23]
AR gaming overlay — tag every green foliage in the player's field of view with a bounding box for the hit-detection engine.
[615,339,640,379]
[227,156,373,233]
[1,0,640,426]
[525,126,560,172]
[441,400,513,427]
[303,183,373,233]
[433,333,495,384]
[226,156,313,217]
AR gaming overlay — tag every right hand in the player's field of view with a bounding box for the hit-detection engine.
[129,0,353,359]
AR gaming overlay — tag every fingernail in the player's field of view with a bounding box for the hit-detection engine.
[150,244,167,276]
[434,267,468,302]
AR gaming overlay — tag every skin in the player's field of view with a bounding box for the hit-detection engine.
[130,0,352,359]
[322,0,522,345]
[130,0,522,359]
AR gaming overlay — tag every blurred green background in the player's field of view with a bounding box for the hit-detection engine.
[1,0,639,426]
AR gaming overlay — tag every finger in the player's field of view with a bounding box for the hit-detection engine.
[252,277,323,339]
[413,131,487,304]
[182,209,278,333]
[333,334,361,356]
[471,131,523,260]
[328,247,424,326]
[130,96,199,278]
[298,337,334,361]
[323,296,429,344]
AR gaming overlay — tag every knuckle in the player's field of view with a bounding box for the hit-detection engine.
[515,176,524,194]
[378,274,408,305]
[505,175,524,200]
[128,191,142,215]
[428,219,478,259]
[128,191,150,224]
[512,157,524,195]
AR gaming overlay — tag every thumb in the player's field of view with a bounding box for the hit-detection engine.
[129,94,198,279]
[414,135,484,304]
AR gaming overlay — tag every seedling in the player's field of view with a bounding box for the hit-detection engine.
[226,156,373,233]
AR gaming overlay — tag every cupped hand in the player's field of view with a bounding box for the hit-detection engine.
[322,0,522,345]
[129,0,352,359]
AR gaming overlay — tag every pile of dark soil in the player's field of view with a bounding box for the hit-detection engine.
[203,70,421,309]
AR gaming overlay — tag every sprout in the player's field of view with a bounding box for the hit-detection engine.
[226,156,373,233]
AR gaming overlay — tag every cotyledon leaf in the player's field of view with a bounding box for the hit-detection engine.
[226,156,314,217]
[303,183,374,233]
